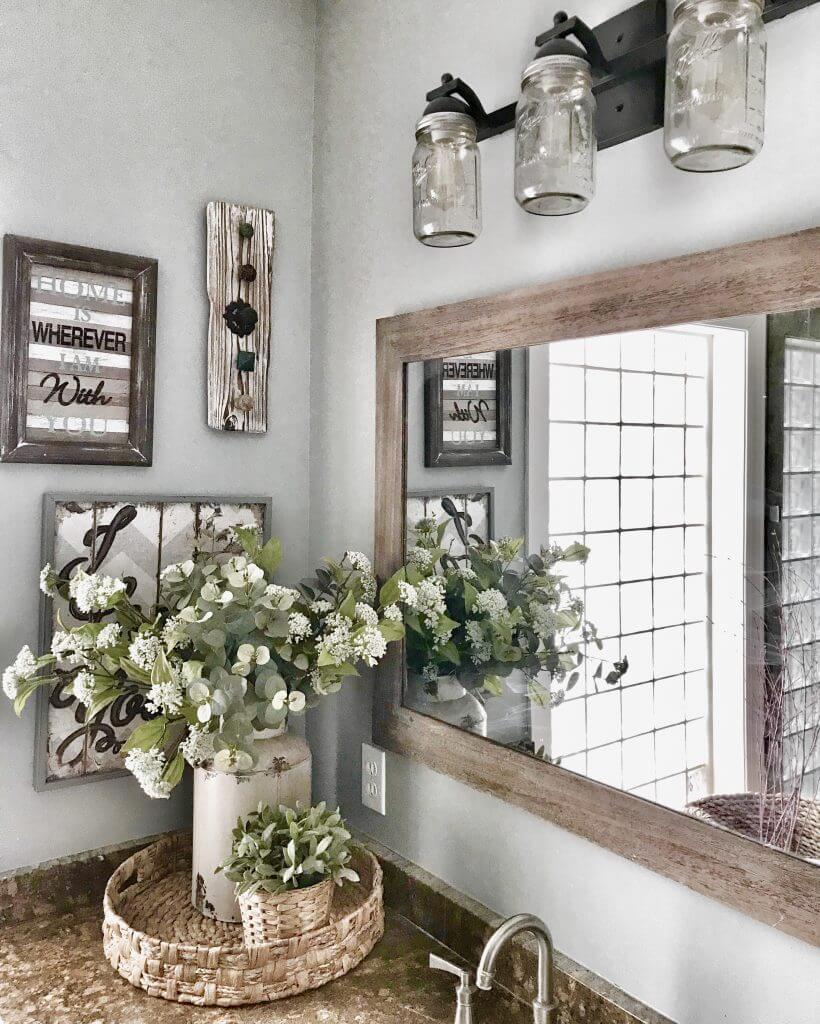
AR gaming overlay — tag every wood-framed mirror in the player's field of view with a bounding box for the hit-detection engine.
[373,227,820,947]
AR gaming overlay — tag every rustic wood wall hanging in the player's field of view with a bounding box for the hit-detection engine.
[0,235,157,465]
[206,201,275,432]
[35,494,271,790]
[424,349,512,467]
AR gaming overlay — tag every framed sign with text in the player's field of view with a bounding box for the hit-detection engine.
[424,349,512,467]
[0,235,157,465]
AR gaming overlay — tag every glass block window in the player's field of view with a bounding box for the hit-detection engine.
[777,337,820,794]
[544,329,711,808]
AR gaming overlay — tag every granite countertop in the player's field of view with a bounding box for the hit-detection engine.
[0,904,529,1024]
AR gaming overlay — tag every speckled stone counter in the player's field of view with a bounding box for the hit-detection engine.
[0,903,527,1024]
[0,832,672,1024]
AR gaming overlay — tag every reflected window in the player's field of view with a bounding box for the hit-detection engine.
[529,329,711,806]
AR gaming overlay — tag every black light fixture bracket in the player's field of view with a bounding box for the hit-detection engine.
[425,0,818,150]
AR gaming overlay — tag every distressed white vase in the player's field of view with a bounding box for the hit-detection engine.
[404,674,488,736]
[191,727,312,922]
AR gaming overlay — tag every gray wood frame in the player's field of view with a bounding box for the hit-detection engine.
[373,227,820,947]
[0,234,157,465]
[34,493,273,791]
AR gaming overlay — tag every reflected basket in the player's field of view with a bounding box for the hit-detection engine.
[687,793,820,860]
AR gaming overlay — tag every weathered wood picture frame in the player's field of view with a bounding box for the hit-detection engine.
[374,227,820,947]
[0,235,157,466]
[424,350,512,467]
[34,493,272,790]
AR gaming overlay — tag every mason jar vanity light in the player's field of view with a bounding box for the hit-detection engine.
[413,95,481,246]
[664,0,767,171]
[515,37,596,215]
[412,0,811,246]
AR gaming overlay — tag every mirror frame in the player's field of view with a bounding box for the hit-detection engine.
[373,227,820,947]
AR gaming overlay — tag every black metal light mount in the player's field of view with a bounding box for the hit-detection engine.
[423,0,819,152]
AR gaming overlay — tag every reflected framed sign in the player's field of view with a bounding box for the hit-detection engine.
[424,349,512,467]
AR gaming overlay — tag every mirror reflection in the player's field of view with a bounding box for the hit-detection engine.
[400,310,820,863]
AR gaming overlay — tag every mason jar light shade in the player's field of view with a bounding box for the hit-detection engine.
[515,41,596,216]
[664,0,766,172]
[413,105,481,247]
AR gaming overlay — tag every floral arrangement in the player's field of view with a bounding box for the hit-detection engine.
[218,801,359,896]
[3,529,404,798]
[388,506,627,708]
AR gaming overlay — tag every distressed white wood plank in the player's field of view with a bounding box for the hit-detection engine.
[206,201,274,432]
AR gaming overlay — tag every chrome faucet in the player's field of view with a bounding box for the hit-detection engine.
[476,914,557,1024]
[430,952,475,1024]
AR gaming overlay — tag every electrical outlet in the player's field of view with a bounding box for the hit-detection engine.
[361,742,386,815]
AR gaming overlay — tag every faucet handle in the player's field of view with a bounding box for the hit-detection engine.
[430,953,475,1024]
[429,952,471,985]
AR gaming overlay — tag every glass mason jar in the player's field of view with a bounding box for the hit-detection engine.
[413,112,481,247]
[515,54,596,216]
[664,0,766,172]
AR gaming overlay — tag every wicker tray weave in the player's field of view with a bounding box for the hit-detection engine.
[102,833,384,1007]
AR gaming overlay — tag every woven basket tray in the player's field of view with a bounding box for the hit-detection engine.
[102,833,384,1007]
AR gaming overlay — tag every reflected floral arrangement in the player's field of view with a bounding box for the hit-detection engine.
[390,500,627,709]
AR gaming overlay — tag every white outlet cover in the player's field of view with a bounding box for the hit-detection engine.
[361,742,386,815]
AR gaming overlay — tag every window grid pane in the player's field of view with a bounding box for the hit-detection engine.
[779,337,820,792]
[548,331,711,804]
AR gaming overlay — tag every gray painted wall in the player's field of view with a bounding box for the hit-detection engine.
[308,2,820,1023]
[0,0,317,871]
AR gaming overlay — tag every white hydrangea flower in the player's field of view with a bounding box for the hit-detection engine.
[354,602,379,627]
[50,630,92,666]
[287,612,313,643]
[316,616,353,667]
[145,678,184,716]
[265,584,300,609]
[352,625,387,667]
[39,563,57,596]
[13,646,37,681]
[95,623,122,650]
[2,667,19,700]
[161,616,187,647]
[466,620,491,664]
[128,633,163,671]
[529,602,558,639]
[416,577,447,628]
[344,551,376,601]
[408,547,433,570]
[398,581,418,607]
[124,747,171,799]
[361,573,377,603]
[310,599,334,615]
[344,550,372,574]
[179,726,215,767]
[456,563,478,580]
[68,571,127,614]
[383,603,403,622]
[474,588,508,622]
[71,669,96,707]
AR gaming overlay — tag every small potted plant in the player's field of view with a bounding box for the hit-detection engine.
[218,802,360,944]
